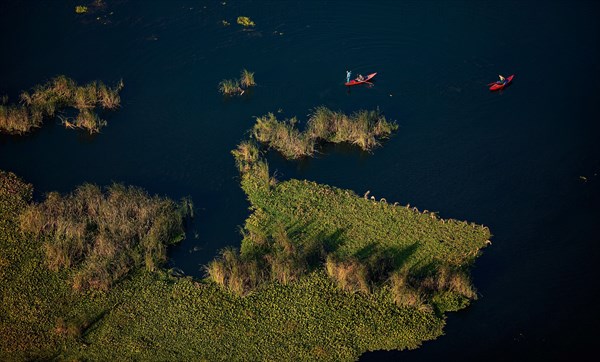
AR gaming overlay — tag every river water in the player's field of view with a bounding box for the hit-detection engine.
[1,1,598,359]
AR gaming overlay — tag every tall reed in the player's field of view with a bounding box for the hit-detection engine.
[240,69,256,88]
[250,107,397,159]
[219,79,242,95]
[218,69,256,96]
[325,255,370,293]
[20,183,189,291]
[1,76,123,135]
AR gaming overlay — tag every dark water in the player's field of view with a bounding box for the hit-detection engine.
[1,1,599,360]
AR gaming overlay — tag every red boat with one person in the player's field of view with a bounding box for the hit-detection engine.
[345,72,377,86]
[489,74,515,91]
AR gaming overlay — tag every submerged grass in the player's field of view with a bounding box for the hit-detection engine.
[0,75,123,135]
[252,106,398,159]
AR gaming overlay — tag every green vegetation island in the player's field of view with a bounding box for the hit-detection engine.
[0,107,491,361]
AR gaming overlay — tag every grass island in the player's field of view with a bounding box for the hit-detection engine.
[0,76,123,135]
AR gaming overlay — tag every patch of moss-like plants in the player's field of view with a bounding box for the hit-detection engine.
[219,69,256,96]
[0,76,123,135]
[251,106,398,159]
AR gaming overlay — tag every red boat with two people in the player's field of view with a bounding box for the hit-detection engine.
[489,74,515,91]
[345,72,377,86]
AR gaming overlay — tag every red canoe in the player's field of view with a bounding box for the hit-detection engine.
[345,72,377,86]
[489,74,515,91]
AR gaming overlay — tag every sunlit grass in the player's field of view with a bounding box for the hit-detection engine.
[218,78,241,95]
[1,76,123,135]
[237,16,255,27]
[19,183,190,292]
[240,69,255,88]
[219,69,256,96]
[250,106,398,159]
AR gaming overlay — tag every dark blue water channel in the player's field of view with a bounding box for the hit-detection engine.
[1,1,599,359]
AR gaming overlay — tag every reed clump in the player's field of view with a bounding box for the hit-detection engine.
[19,183,190,292]
[0,105,40,134]
[240,69,256,88]
[219,79,242,96]
[389,270,428,310]
[205,247,264,296]
[231,141,276,193]
[237,16,255,27]
[325,255,370,294]
[206,225,319,295]
[265,226,311,285]
[219,69,256,95]
[251,106,398,159]
[420,266,477,299]
[0,76,123,135]
[252,113,315,159]
[232,140,260,173]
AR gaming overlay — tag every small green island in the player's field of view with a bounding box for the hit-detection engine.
[0,107,490,361]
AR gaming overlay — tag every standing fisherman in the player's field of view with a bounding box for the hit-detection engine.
[346,70,352,83]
